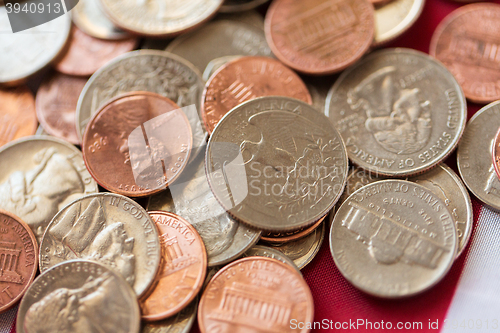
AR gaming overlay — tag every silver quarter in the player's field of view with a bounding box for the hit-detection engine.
[326,48,467,177]
[40,193,161,297]
[242,245,301,274]
[0,136,98,242]
[330,179,458,298]
[17,260,140,333]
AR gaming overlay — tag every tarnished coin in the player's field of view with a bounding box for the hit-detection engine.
[430,4,500,104]
[260,214,326,243]
[326,48,467,177]
[166,20,273,73]
[0,87,37,147]
[458,101,500,211]
[39,193,161,297]
[98,0,223,37]
[242,245,301,273]
[198,257,314,333]
[339,164,473,257]
[206,96,348,231]
[17,260,140,333]
[331,180,458,298]
[54,25,138,77]
[0,136,98,242]
[82,92,192,197]
[72,0,132,40]
[148,152,261,266]
[264,0,374,75]
[0,210,37,314]
[0,8,71,86]
[76,50,205,155]
[262,222,325,270]
[220,0,269,13]
[141,299,197,333]
[202,56,312,134]
[36,73,86,145]
[373,0,425,46]
[140,211,206,321]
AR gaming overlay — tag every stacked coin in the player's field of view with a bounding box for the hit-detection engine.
[1,1,496,332]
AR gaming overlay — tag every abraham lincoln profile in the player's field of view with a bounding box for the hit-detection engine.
[0,147,84,241]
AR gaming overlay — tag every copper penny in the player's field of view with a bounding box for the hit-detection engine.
[198,256,314,333]
[260,214,326,244]
[82,91,192,197]
[202,56,312,133]
[493,126,500,182]
[54,25,138,76]
[264,0,374,75]
[0,87,37,148]
[0,209,38,313]
[140,211,206,321]
[36,73,86,145]
[430,4,500,104]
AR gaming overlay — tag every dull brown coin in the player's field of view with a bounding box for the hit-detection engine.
[0,87,37,148]
[430,4,500,104]
[264,0,374,75]
[54,25,138,77]
[202,56,312,133]
[36,73,85,145]
[260,214,327,243]
[82,91,192,197]
[140,211,206,321]
[0,209,37,314]
[198,257,314,333]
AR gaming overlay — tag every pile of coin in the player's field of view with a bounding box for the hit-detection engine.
[1,0,500,332]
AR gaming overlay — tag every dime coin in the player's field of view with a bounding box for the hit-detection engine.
[0,87,37,147]
[0,136,98,242]
[99,0,223,37]
[141,299,197,333]
[36,73,86,145]
[458,101,500,211]
[76,50,205,155]
[262,222,325,270]
[206,96,348,231]
[219,0,269,13]
[330,180,458,298]
[17,260,140,333]
[242,245,301,274]
[339,164,473,256]
[39,193,161,297]
[215,10,265,30]
[0,210,37,314]
[82,92,192,197]
[373,0,425,46]
[202,56,312,134]
[148,152,261,266]
[166,20,273,74]
[198,257,314,333]
[260,214,327,243]
[54,25,138,77]
[326,48,467,177]
[0,8,71,86]
[430,3,500,104]
[140,211,206,321]
[264,0,374,75]
[72,0,132,40]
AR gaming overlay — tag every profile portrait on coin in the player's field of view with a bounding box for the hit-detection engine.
[0,147,84,240]
[23,273,130,333]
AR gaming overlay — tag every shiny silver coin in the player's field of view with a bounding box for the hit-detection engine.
[458,101,500,211]
[0,8,71,86]
[148,152,261,267]
[206,96,348,231]
[326,48,466,177]
[330,179,457,298]
[242,245,301,274]
[40,193,161,297]
[17,260,140,333]
[0,136,98,242]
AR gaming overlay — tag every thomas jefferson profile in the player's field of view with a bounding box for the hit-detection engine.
[23,274,132,333]
[0,147,84,241]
